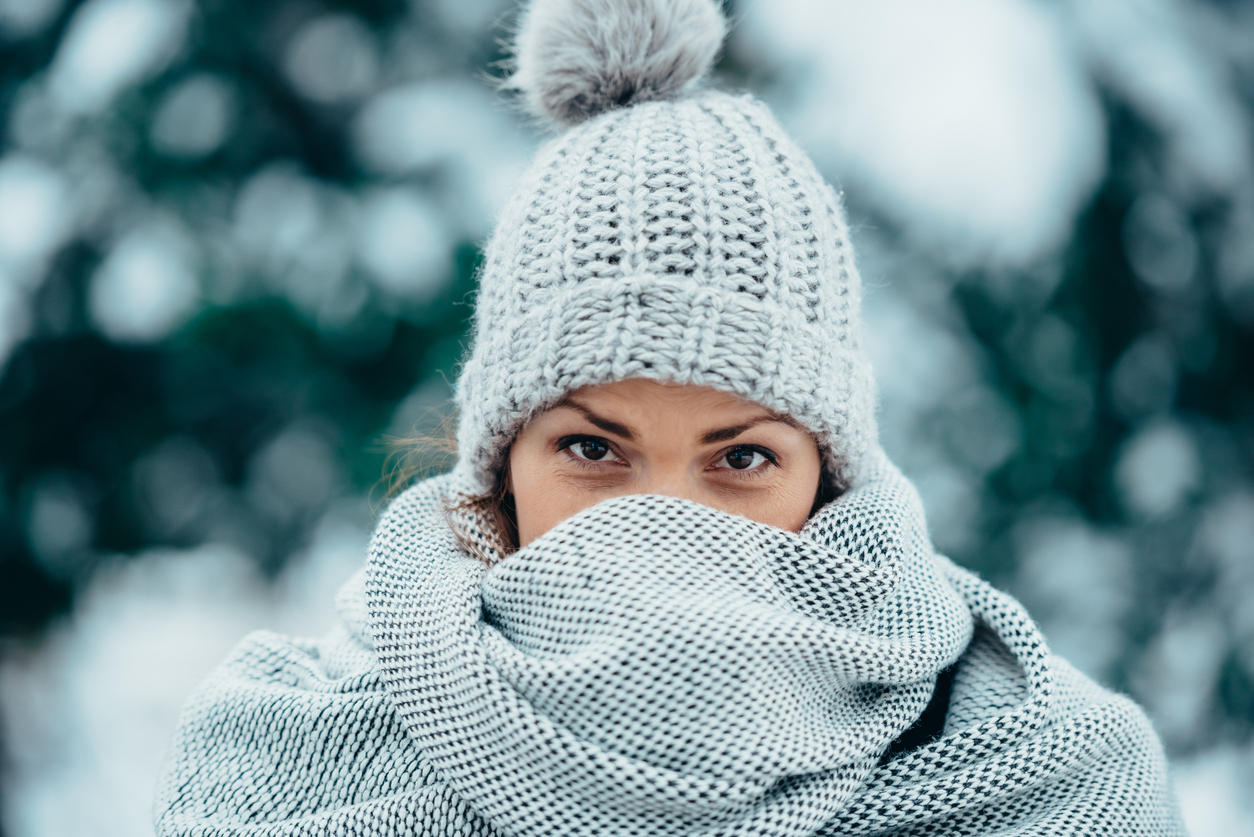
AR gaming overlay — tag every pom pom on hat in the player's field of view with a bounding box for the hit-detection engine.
[461,0,879,493]
[509,0,727,127]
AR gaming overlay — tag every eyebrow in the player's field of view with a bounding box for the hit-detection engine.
[557,398,637,440]
[556,397,802,445]
[699,414,802,444]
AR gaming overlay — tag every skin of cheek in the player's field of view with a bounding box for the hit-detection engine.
[505,381,822,547]
[713,480,816,530]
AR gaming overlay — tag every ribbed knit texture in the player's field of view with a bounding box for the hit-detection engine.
[154,457,1185,836]
[454,90,876,492]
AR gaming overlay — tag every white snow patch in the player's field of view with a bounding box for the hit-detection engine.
[0,506,369,837]
[48,0,190,114]
[748,0,1105,264]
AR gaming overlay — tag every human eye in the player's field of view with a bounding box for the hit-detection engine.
[712,444,778,472]
[557,435,622,464]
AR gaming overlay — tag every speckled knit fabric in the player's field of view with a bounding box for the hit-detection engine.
[454,89,877,492]
[154,455,1185,836]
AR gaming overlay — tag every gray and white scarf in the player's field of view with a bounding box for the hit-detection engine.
[155,452,1185,836]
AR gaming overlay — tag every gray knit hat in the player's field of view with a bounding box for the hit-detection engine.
[454,0,878,492]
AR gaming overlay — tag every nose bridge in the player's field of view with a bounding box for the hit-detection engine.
[638,459,699,502]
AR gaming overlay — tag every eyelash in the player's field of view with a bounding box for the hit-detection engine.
[555,436,779,475]
[714,444,779,474]
[557,435,623,466]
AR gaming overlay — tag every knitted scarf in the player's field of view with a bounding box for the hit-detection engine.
[155,453,1185,836]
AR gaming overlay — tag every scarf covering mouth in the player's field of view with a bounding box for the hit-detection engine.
[368,450,973,836]
[154,450,1186,836]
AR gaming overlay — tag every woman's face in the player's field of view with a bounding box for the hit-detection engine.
[507,379,823,547]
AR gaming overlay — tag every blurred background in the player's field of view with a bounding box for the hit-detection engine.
[0,0,1250,833]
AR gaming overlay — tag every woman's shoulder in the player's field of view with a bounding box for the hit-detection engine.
[849,560,1185,836]
[152,567,483,836]
[220,567,379,685]
[946,618,1156,740]
[942,559,1172,763]
[376,471,468,529]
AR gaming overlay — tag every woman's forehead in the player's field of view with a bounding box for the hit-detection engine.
[546,381,806,439]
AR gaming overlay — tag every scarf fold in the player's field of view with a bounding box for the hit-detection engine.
[154,452,1186,836]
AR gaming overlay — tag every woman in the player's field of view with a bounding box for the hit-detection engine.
[155,0,1185,833]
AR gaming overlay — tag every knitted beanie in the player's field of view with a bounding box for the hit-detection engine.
[454,0,877,492]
